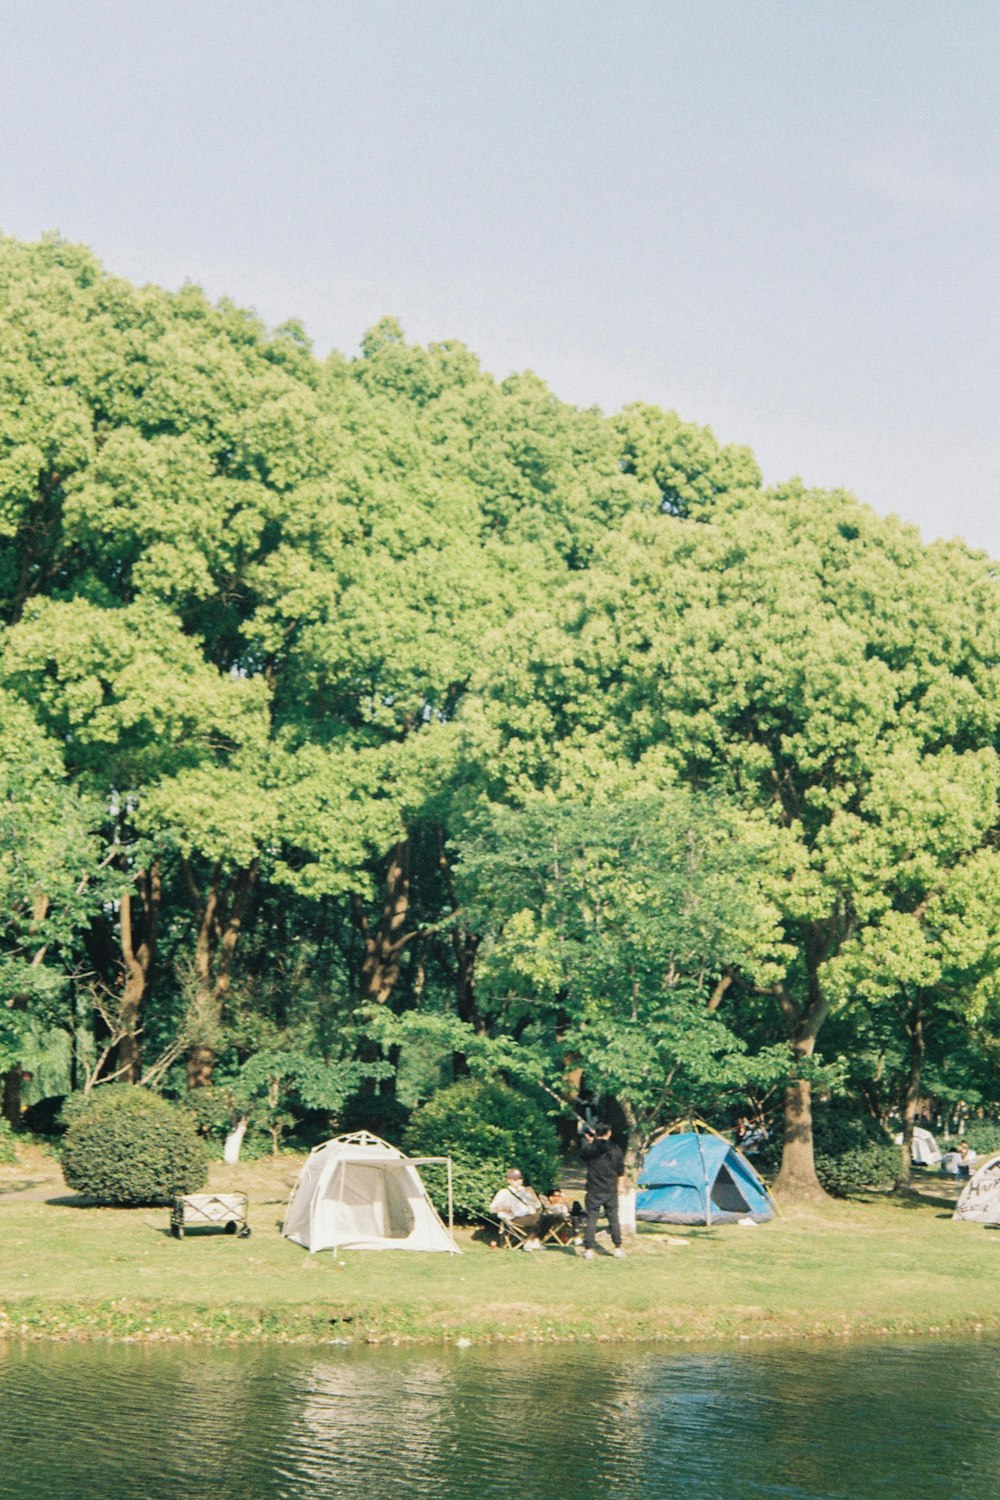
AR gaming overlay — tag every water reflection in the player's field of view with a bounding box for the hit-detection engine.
[0,1338,995,1498]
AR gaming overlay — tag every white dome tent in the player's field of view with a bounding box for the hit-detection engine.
[893,1126,942,1167]
[954,1151,1000,1226]
[283,1131,460,1254]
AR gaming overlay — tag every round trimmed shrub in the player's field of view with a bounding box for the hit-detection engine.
[61,1086,207,1204]
[403,1079,560,1221]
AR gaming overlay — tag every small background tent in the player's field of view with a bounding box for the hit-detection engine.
[954,1152,1000,1225]
[636,1125,777,1225]
[893,1126,942,1167]
[283,1131,460,1253]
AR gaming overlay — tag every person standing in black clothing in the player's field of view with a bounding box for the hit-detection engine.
[580,1122,626,1259]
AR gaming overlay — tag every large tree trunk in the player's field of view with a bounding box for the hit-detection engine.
[618,1096,640,1180]
[184,860,258,1089]
[451,929,483,1077]
[773,1075,827,1201]
[350,839,420,1097]
[895,1000,925,1190]
[771,975,830,1203]
[117,861,161,1084]
[351,839,415,1006]
[1,1069,22,1126]
[434,827,485,1076]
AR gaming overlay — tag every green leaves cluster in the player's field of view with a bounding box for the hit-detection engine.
[454,795,796,1137]
[404,1078,561,1218]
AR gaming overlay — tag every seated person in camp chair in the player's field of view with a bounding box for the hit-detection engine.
[489,1168,570,1251]
[543,1188,584,1243]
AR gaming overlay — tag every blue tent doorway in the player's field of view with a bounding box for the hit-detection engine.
[636,1124,777,1225]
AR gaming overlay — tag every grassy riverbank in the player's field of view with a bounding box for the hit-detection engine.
[2,1146,997,1347]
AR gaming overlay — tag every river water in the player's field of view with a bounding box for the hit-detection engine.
[0,1338,995,1499]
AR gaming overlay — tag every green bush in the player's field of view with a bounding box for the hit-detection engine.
[752,1107,899,1194]
[59,1089,110,1129]
[175,1083,233,1138]
[942,1122,1000,1157]
[812,1108,898,1195]
[815,1140,899,1195]
[61,1086,207,1205]
[403,1079,560,1221]
[171,1085,276,1160]
[0,1118,16,1165]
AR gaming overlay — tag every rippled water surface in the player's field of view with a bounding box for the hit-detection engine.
[0,1338,996,1499]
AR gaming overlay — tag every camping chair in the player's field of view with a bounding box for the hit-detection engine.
[491,1197,581,1250]
[542,1194,584,1244]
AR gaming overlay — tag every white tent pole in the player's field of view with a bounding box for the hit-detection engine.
[447,1156,454,1241]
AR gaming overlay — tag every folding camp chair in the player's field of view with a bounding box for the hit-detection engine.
[491,1198,580,1250]
[491,1212,534,1249]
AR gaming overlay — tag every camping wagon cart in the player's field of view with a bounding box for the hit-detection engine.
[170,1191,251,1239]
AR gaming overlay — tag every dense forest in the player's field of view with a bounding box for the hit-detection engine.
[2,234,999,1201]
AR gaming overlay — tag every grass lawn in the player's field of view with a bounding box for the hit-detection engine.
[1,1145,997,1347]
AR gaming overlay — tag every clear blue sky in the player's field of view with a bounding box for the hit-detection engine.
[2,1,998,556]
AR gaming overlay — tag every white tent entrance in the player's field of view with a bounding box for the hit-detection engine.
[282,1131,460,1254]
[954,1151,1000,1226]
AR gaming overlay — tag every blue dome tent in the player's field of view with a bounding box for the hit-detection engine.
[636,1125,777,1225]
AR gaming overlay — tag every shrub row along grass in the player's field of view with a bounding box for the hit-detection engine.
[2,1162,997,1346]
